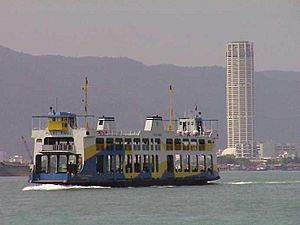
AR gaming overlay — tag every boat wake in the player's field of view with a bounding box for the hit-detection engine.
[22,184,111,191]
[222,181,300,185]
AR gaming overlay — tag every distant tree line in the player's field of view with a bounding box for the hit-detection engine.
[217,155,253,167]
[217,155,300,166]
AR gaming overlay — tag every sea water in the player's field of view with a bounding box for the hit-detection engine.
[1,171,300,225]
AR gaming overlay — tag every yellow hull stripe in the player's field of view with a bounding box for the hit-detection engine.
[84,144,97,161]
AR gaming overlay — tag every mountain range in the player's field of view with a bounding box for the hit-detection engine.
[0,45,299,157]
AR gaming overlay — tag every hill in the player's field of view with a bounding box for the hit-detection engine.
[0,45,299,157]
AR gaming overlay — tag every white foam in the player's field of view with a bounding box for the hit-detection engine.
[265,181,300,184]
[22,184,111,191]
[230,181,255,185]
[223,180,300,185]
[155,185,175,188]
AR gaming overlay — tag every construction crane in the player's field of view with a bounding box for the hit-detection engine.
[21,136,33,164]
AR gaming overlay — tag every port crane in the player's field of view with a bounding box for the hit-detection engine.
[21,136,33,164]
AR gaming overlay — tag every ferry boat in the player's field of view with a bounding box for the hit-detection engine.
[29,80,220,187]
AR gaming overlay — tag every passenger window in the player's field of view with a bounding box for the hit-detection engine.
[206,155,213,171]
[175,138,181,150]
[106,155,114,173]
[199,155,206,171]
[191,155,198,172]
[58,155,67,173]
[69,155,77,164]
[190,139,197,150]
[143,155,150,172]
[106,138,113,144]
[106,138,114,151]
[49,155,57,173]
[175,154,182,172]
[115,138,123,151]
[125,154,132,173]
[150,139,154,151]
[167,155,174,172]
[35,155,42,172]
[166,139,173,151]
[116,155,123,173]
[155,138,161,150]
[41,155,48,173]
[183,139,190,150]
[183,155,190,172]
[96,155,104,174]
[133,138,141,151]
[96,138,105,151]
[134,155,141,172]
[199,139,205,151]
[151,155,155,172]
[155,155,159,172]
[96,138,104,144]
[125,138,132,151]
[142,138,149,150]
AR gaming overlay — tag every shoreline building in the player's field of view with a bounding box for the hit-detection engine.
[225,41,257,158]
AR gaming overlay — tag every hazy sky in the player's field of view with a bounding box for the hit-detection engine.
[1,0,299,71]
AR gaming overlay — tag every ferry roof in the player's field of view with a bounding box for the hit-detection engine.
[47,112,76,117]
[146,115,162,120]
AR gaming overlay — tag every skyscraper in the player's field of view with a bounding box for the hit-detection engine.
[225,41,256,158]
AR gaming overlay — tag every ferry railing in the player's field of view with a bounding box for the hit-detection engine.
[201,119,218,139]
[42,144,75,152]
[32,116,48,130]
[32,115,94,130]
[102,131,141,136]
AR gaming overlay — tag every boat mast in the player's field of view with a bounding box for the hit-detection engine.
[168,85,173,132]
[81,77,89,129]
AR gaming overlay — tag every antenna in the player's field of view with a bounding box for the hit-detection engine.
[81,77,90,129]
[55,97,58,112]
[168,85,173,132]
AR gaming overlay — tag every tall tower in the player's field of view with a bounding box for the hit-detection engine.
[226,41,256,158]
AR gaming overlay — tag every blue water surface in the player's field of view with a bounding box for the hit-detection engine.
[1,171,300,225]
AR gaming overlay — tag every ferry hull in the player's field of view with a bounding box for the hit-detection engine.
[0,162,31,176]
[29,172,220,187]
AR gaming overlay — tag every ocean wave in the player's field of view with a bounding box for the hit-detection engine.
[22,184,111,191]
[222,181,300,185]
[230,181,255,185]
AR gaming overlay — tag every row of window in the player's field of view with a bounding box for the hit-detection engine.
[95,137,213,151]
[36,154,81,173]
[165,138,212,151]
[95,154,213,174]
[35,153,213,175]
[96,154,159,174]
[168,154,213,173]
